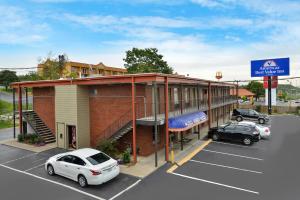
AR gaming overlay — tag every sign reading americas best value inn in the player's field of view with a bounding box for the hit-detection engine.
[251,57,290,77]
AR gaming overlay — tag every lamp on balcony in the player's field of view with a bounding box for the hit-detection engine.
[216,71,222,81]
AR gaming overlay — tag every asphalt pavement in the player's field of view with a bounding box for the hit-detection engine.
[0,145,140,200]
[0,128,17,141]
[116,115,300,200]
[0,91,33,104]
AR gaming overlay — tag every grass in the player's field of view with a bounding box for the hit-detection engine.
[0,87,13,93]
[0,100,13,114]
[0,120,13,129]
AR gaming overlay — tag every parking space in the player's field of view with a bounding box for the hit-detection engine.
[172,140,268,195]
[0,145,140,200]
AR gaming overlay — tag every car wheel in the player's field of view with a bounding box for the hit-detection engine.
[258,118,265,124]
[212,133,219,141]
[78,175,88,188]
[47,164,55,176]
[236,116,243,122]
[243,137,252,145]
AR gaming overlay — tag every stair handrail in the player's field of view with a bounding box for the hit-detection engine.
[101,108,133,139]
[22,111,52,136]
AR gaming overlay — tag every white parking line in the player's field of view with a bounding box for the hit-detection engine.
[0,164,106,200]
[1,153,38,165]
[32,157,46,163]
[171,172,259,195]
[202,149,263,161]
[24,163,45,172]
[211,141,265,150]
[189,160,263,174]
[109,179,141,200]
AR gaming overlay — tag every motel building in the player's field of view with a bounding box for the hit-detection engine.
[11,73,236,163]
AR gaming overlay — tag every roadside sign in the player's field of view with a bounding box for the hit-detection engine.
[251,57,290,77]
[263,76,278,88]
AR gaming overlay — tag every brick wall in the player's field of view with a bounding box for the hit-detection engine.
[89,84,147,147]
[32,87,55,134]
[117,125,165,156]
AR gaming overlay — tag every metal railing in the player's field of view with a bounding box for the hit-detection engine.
[101,108,132,139]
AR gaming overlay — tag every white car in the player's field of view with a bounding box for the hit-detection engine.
[45,148,120,187]
[238,121,271,139]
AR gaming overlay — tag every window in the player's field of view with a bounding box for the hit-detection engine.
[71,66,77,72]
[72,156,86,166]
[174,88,179,105]
[58,155,73,163]
[82,68,88,74]
[185,88,189,103]
[86,153,110,165]
[152,126,160,143]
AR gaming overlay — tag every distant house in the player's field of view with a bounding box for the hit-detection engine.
[230,88,255,98]
[38,61,127,78]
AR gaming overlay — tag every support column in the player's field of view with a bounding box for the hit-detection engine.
[180,84,184,146]
[217,108,219,127]
[223,87,225,123]
[236,81,239,108]
[18,85,23,135]
[197,84,200,140]
[131,78,137,163]
[164,77,169,161]
[268,76,272,115]
[13,88,16,138]
[153,81,158,167]
[208,82,212,129]
[25,87,28,110]
[180,132,183,151]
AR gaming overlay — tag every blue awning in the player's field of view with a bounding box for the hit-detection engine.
[168,111,208,132]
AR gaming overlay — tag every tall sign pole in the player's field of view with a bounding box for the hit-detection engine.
[268,76,272,114]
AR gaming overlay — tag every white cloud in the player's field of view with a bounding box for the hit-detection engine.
[191,0,227,8]
[0,5,48,45]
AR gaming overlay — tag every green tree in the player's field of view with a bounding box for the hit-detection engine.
[18,71,42,82]
[246,81,265,101]
[123,48,173,74]
[39,53,68,80]
[0,70,19,91]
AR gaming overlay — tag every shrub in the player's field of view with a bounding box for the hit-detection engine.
[18,133,43,145]
[17,134,24,142]
[122,148,131,164]
[256,105,261,112]
[96,139,118,158]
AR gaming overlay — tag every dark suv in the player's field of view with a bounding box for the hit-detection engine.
[232,109,269,124]
[208,123,260,145]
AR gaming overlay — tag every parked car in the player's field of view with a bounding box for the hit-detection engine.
[232,109,269,124]
[238,121,271,139]
[45,148,120,187]
[208,123,260,145]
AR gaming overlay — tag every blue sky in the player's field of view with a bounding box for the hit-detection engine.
[0,0,300,81]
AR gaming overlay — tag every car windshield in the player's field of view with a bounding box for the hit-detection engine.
[220,122,232,128]
[251,110,259,115]
[86,152,110,165]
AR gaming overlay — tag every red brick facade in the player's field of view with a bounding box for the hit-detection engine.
[32,87,55,134]
[89,84,149,147]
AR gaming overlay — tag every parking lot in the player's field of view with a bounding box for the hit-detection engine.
[1,115,299,200]
[0,145,140,200]
[116,115,300,200]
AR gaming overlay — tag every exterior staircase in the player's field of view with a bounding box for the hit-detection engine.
[101,109,133,142]
[22,110,56,144]
[110,122,132,142]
